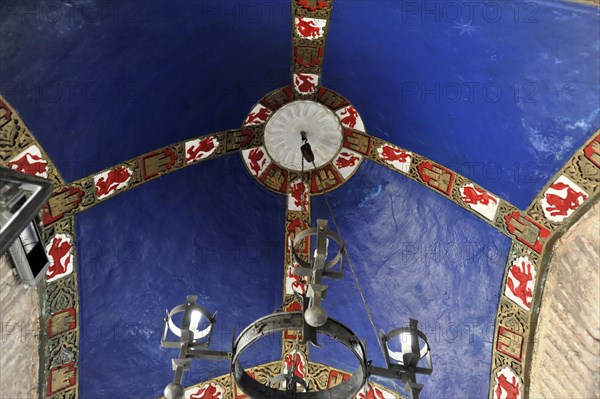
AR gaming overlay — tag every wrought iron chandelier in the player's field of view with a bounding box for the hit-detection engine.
[161,217,433,399]
[161,136,432,398]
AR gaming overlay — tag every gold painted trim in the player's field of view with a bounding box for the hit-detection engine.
[365,135,523,238]
[39,126,264,226]
[563,0,599,6]
[488,129,600,399]
[4,87,598,399]
[282,186,312,375]
[290,0,335,99]
[167,361,407,399]
[0,97,79,399]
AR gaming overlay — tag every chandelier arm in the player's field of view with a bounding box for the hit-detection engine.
[184,348,231,361]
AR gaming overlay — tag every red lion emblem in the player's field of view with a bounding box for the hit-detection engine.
[8,152,47,176]
[284,353,305,379]
[495,374,520,399]
[245,107,271,125]
[358,386,386,399]
[296,18,322,39]
[190,384,222,399]
[380,146,410,163]
[461,186,498,206]
[294,73,316,93]
[340,106,359,128]
[544,181,587,217]
[286,300,302,312]
[247,148,266,176]
[47,237,72,280]
[290,181,306,208]
[507,260,533,308]
[288,266,307,295]
[287,218,307,238]
[297,0,328,11]
[187,137,215,162]
[335,152,360,169]
[95,166,131,197]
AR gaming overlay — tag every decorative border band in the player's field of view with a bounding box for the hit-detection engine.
[164,361,406,399]
[1,91,598,398]
[488,131,600,399]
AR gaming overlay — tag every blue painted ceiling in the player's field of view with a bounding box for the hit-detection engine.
[2,0,598,207]
[1,0,598,398]
[322,0,599,209]
[75,156,511,398]
[77,156,287,397]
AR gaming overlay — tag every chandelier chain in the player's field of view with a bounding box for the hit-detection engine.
[301,145,402,397]
[321,190,403,397]
[311,161,387,362]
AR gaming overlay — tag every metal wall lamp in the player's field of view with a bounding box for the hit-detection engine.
[161,220,433,399]
[0,167,53,286]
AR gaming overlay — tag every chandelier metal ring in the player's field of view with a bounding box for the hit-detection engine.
[291,225,345,271]
[231,311,368,399]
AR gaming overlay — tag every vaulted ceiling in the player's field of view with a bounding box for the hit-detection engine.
[1,0,598,398]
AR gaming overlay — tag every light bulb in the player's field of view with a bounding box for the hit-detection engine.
[189,309,201,332]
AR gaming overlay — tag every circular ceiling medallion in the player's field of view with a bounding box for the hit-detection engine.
[264,100,342,172]
[240,86,368,196]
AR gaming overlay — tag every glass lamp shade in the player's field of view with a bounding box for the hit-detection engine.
[166,296,215,342]
[382,319,432,371]
[387,331,430,366]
